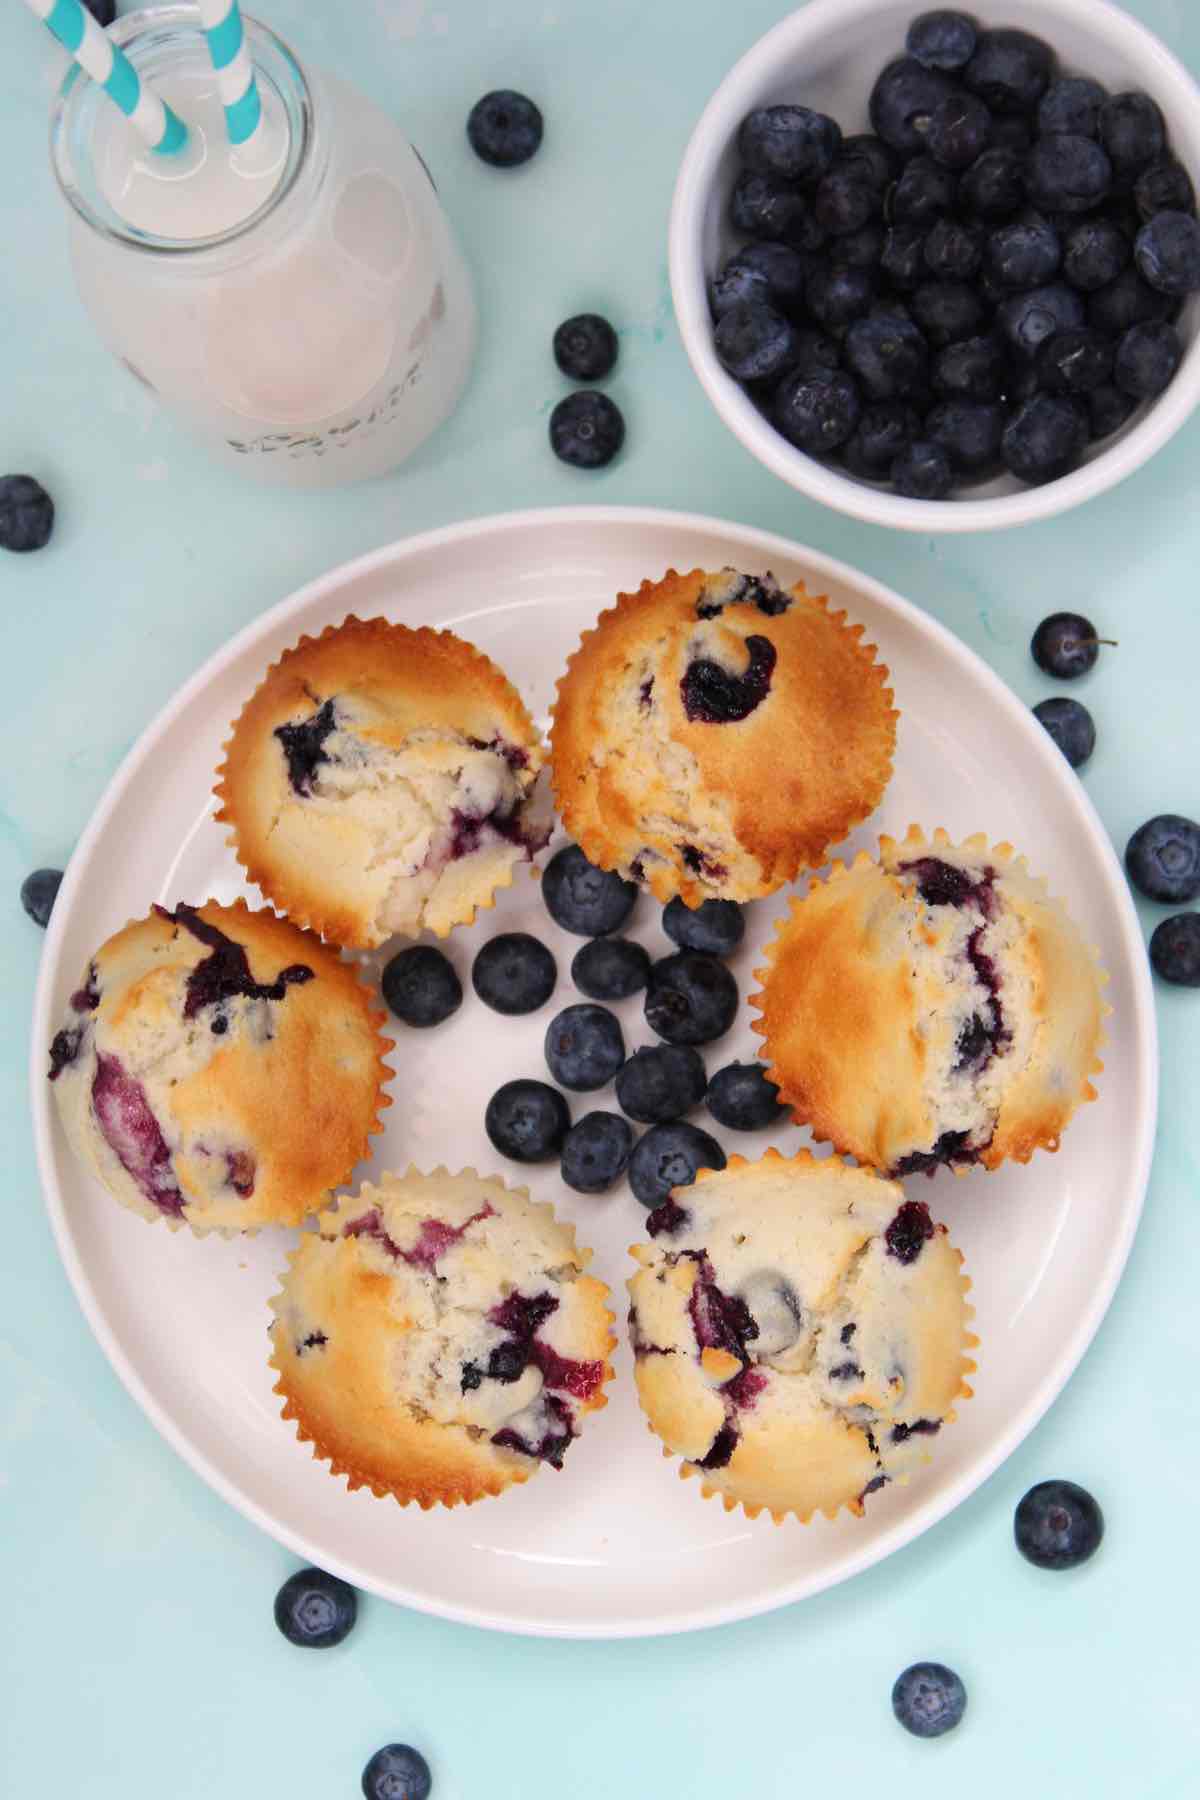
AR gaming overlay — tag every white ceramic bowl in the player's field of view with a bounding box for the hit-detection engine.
[670,0,1200,533]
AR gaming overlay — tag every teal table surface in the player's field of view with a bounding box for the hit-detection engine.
[3,1,1199,1794]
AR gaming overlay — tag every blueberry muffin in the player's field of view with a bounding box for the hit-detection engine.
[549,567,896,906]
[270,1168,616,1507]
[48,900,391,1233]
[628,1149,976,1522]
[752,827,1107,1176]
[216,616,550,949]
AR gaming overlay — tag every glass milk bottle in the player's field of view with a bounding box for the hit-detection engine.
[50,5,476,487]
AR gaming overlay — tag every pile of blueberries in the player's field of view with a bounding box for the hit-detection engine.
[711,11,1200,497]
[380,842,785,1211]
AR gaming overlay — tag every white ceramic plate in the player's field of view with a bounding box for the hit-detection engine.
[31,506,1155,1639]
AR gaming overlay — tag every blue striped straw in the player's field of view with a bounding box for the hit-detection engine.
[195,0,262,147]
[23,0,189,155]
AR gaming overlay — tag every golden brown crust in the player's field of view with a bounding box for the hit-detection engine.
[549,568,897,904]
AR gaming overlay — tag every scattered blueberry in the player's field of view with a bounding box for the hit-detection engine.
[1149,913,1200,986]
[932,333,1005,400]
[1025,133,1112,214]
[361,1743,433,1800]
[1125,814,1200,904]
[892,1662,968,1738]
[1033,697,1095,768]
[542,844,637,936]
[1031,610,1106,679]
[571,936,650,1000]
[549,391,624,468]
[1001,393,1088,483]
[1099,92,1165,177]
[985,212,1061,289]
[926,92,991,171]
[662,895,745,957]
[1036,327,1113,395]
[706,1061,787,1131]
[773,370,861,454]
[892,438,954,498]
[544,1003,625,1090]
[381,946,462,1028]
[472,932,557,1015]
[83,0,117,22]
[714,301,800,383]
[959,146,1025,219]
[467,90,543,167]
[730,170,822,249]
[1014,1478,1104,1569]
[1038,76,1106,140]
[485,1079,570,1162]
[1114,319,1182,398]
[926,398,1004,477]
[1134,157,1196,222]
[1062,218,1129,292]
[553,313,618,381]
[869,57,956,156]
[964,28,1054,116]
[274,1567,357,1649]
[711,244,811,319]
[907,10,977,73]
[1087,382,1137,439]
[20,867,63,929]
[889,155,958,228]
[560,1111,634,1193]
[628,1121,727,1208]
[616,1044,707,1124]
[1134,209,1200,295]
[738,105,842,183]
[644,951,739,1046]
[0,474,54,553]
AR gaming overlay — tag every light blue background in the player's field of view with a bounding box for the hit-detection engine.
[3,1,1198,1794]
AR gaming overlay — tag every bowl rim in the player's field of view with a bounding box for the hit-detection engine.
[669,0,1200,534]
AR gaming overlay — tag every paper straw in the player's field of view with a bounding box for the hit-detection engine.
[195,0,262,146]
[23,0,188,155]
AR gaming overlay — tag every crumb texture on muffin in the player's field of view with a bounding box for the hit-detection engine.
[627,1149,975,1522]
[550,568,896,906]
[270,1168,615,1508]
[752,826,1107,1175]
[216,616,550,949]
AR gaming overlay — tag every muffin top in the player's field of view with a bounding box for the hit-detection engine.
[628,1150,974,1522]
[48,900,390,1232]
[270,1169,615,1508]
[550,567,896,905]
[216,616,549,948]
[752,826,1107,1175]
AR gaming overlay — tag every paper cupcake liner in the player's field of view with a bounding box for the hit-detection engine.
[214,615,546,950]
[549,567,898,907]
[268,1166,617,1510]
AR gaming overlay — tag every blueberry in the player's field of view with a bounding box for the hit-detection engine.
[1037,77,1106,140]
[1135,210,1200,296]
[880,223,928,290]
[1002,393,1089,483]
[738,105,841,184]
[1031,611,1106,678]
[997,282,1084,359]
[869,57,956,156]
[1026,134,1112,215]
[1134,157,1196,223]
[891,1663,968,1738]
[571,936,650,1000]
[0,474,54,553]
[932,333,1005,400]
[20,867,63,929]
[792,329,842,380]
[381,946,462,1028]
[714,301,800,383]
[926,399,1004,477]
[730,171,823,250]
[773,369,861,453]
[711,244,811,319]
[888,155,957,228]
[485,1079,570,1162]
[472,932,557,1015]
[892,439,953,498]
[1033,697,1095,768]
[705,1060,786,1131]
[911,280,985,348]
[84,0,116,21]
[805,263,875,332]
[544,1003,625,1090]
[467,90,542,167]
[1062,217,1129,291]
[1114,319,1182,398]
[843,312,930,401]
[1099,92,1165,177]
[644,950,739,1046]
[959,147,1026,220]
[925,92,991,171]
[549,391,624,469]
[838,135,900,193]
[361,1743,433,1800]
[964,28,1054,116]
[988,114,1034,154]
[628,1121,726,1207]
[814,166,881,238]
[1087,266,1173,334]
[560,1110,634,1193]
[906,11,977,74]
[833,220,887,271]
[616,1044,707,1123]
[1087,382,1138,439]
[1125,814,1200,904]
[1014,1478,1104,1570]
[662,895,745,956]
[543,844,637,936]
[985,212,1061,288]
[917,216,979,282]
[843,401,921,478]
[1036,327,1114,395]
[1149,913,1200,986]
[553,313,618,381]
[274,1567,357,1649]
